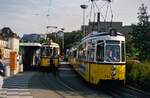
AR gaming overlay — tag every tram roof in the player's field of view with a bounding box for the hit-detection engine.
[82,31,124,41]
[20,43,42,47]
[42,42,59,48]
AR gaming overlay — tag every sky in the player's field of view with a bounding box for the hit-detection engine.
[0,0,150,36]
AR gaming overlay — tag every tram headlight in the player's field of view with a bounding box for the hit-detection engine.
[112,65,116,71]
[112,70,116,75]
[112,65,116,78]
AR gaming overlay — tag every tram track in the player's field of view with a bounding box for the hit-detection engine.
[101,86,137,98]
[39,72,66,98]
[101,83,150,98]
[56,72,88,98]
[42,72,87,98]
[126,85,150,96]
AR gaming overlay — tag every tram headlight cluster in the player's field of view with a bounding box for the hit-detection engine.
[112,65,116,78]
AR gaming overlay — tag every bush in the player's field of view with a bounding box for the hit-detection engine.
[126,60,150,87]
[140,62,150,82]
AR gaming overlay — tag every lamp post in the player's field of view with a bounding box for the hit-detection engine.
[80,4,88,37]
[60,28,64,54]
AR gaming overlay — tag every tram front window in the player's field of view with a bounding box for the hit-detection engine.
[41,47,52,57]
[105,45,120,62]
[46,48,52,56]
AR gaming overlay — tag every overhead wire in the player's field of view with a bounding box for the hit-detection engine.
[89,3,93,22]
[104,3,109,23]
[94,2,105,20]
[46,0,52,24]
[92,2,97,31]
[86,0,114,32]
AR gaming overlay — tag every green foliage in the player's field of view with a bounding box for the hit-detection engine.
[39,38,47,44]
[127,61,142,81]
[129,4,150,61]
[46,31,83,53]
[140,62,150,81]
[127,61,150,86]
[130,24,150,61]
[64,31,83,51]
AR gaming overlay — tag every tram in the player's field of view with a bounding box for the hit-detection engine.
[40,40,60,71]
[68,30,126,85]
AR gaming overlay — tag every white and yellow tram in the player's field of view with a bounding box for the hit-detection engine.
[40,41,60,71]
[68,30,126,85]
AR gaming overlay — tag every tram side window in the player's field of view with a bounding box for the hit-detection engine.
[78,44,86,61]
[88,43,95,62]
[121,41,125,62]
[82,43,86,60]
[78,45,83,60]
[96,41,104,62]
[89,49,95,62]
[73,50,77,58]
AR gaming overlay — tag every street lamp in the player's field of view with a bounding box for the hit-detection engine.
[80,4,88,37]
[60,28,64,54]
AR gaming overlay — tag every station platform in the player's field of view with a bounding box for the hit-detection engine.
[0,72,35,98]
[0,88,33,98]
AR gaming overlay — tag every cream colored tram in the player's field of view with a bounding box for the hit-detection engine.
[40,42,60,71]
[69,30,126,85]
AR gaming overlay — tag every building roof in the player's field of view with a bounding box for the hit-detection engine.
[0,27,20,40]
[21,34,42,42]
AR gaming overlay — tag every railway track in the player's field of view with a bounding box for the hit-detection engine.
[58,63,150,98]
[42,72,87,98]
[101,84,150,98]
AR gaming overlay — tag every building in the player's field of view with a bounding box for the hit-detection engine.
[0,27,20,59]
[81,21,132,36]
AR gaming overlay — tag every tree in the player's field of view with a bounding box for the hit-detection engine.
[130,4,150,61]
[64,31,83,52]
[137,4,149,26]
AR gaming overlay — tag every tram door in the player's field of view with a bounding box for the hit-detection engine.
[87,41,95,83]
